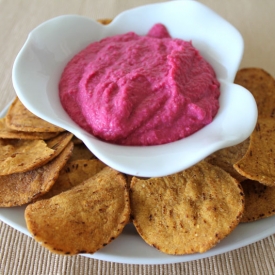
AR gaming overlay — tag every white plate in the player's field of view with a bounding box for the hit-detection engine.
[1,105,275,265]
[12,0,257,177]
[4,0,266,265]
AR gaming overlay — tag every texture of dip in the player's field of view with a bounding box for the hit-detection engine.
[59,24,220,145]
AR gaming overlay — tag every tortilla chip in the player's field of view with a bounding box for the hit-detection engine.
[68,143,95,162]
[0,132,73,175]
[234,117,275,186]
[71,136,83,145]
[42,159,106,199]
[130,161,244,254]
[6,97,64,132]
[0,142,73,207]
[0,117,59,140]
[205,139,249,182]
[0,139,54,175]
[97,18,112,25]
[241,179,275,222]
[234,68,275,118]
[45,132,73,158]
[25,167,130,255]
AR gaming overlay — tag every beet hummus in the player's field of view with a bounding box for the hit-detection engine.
[59,24,220,146]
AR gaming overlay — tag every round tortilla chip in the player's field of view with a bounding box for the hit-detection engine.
[234,117,275,186]
[241,179,275,222]
[0,142,73,207]
[25,167,130,255]
[234,68,275,118]
[130,161,244,255]
[42,159,106,199]
[6,97,64,132]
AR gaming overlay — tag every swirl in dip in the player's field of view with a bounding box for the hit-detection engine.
[59,24,220,145]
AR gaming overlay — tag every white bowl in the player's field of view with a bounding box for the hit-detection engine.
[12,0,257,177]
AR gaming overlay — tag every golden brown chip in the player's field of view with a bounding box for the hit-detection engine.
[0,117,59,140]
[234,68,275,118]
[241,179,275,222]
[25,167,130,255]
[130,161,244,255]
[205,139,249,182]
[68,143,95,162]
[71,136,83,145]
[45,131,73,159]
[6,97,64,132]
[234,118,275,186]
[97,18,112,25]
[0,142,73,207]
[0,132,73,175]
[42,159,106,199]
[0,139,54,175]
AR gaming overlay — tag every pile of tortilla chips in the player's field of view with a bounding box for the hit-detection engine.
[1,67,275,256]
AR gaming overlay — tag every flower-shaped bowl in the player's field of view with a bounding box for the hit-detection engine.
[12,0,257,177]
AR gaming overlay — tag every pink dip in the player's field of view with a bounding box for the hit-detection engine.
[59,24,220,145]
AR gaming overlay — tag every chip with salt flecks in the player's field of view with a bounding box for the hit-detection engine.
[241,179,275,222]
[0,142,73,207]
[5,97,64,132]
[25,167,130,255]
[234,117,275,187]
[130,161,244,255]
[42,159,106,199]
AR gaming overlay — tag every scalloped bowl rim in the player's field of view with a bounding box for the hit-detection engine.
[12,0,257,177]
